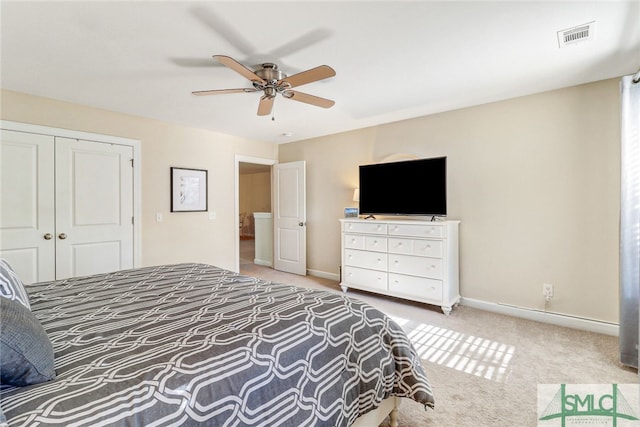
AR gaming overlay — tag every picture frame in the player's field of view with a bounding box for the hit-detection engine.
[171,167,208,212]
[344,207,359,218]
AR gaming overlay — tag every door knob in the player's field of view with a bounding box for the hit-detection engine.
[43,233,53,240]
[58,233,68,240]
[298,222,304,226]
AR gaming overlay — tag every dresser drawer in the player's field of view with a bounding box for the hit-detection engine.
[344,234,365,250]
[345,234,387,252]
[343,221,388,235]
[389,273,443,302]
[344,249,388,270]
[388,253,443,279]
[388,238,443,258]
[365,236,387,252]
[343,266,388,292]
[388,223,444,238]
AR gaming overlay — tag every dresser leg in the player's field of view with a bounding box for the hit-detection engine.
[441,305,452,316]
[340,284,349,293]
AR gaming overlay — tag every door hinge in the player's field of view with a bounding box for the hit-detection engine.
[130,158,134,167]
[132,216,134,225]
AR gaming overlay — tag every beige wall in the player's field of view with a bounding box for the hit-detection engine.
[279,78,621,323]
[239,171,271,214]
[239,171,271,237]
[1,90,278,271]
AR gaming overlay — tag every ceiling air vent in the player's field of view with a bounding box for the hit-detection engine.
[557,21,595,48]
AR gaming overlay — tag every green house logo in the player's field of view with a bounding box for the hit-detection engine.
[539,384,640,426]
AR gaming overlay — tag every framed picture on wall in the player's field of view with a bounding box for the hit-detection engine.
[171,167,208,212]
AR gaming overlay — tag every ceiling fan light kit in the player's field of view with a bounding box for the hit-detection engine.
[193,55,335,116]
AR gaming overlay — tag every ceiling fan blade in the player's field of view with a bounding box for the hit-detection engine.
[214,55,265,84]
[269,28,332,59]
[257,95,275,116]
[191,7,255,56]
[280,65,336,88]
[192,88,257,96]
[171,57,219,68]
[283,90,335,108]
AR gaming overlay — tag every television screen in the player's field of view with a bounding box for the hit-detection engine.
[358,157,446,216]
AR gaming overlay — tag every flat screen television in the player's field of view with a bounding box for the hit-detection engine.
[358,157,446,217]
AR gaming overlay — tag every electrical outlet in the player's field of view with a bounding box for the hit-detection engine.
[543,283,554,301]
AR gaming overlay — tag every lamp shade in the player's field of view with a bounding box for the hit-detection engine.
[353,188,360,202]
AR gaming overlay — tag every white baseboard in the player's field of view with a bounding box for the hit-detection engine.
[307,269,340,282]
[254,259,272,268]
[296,272,618,337]
[461,297,619,337]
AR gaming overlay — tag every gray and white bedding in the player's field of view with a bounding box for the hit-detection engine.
[0,263,434,426]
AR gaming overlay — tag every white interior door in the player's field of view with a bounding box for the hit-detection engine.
[0,130,56,284]
[273,161,306,275]
[55,137,134,279]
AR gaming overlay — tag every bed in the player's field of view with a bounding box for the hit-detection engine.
[0,262,434,426]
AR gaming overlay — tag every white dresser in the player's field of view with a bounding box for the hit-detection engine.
[339,218,460,315]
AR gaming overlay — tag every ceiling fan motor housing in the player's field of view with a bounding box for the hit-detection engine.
[253,63,289,95]
[254,63,286,81]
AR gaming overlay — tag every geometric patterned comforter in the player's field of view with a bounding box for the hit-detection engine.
[0,263,434,426]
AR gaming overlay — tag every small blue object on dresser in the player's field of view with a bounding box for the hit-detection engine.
[344,207,359,218]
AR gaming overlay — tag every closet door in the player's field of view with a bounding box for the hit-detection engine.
[55,138,134,279]
[0,130,56,284]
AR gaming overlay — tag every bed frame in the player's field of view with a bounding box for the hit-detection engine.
[351,396,400,427]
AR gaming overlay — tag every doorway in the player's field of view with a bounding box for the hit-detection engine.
[235,156,275,273]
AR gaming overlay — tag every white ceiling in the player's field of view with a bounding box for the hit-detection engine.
[2,1,639,144]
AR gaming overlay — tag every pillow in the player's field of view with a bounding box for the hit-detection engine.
[0,297,56,386]
[0,259,30,310]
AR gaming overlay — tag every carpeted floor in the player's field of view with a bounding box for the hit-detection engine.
[239,240,638,426]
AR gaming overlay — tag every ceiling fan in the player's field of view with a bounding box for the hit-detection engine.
[192,55,336,116]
